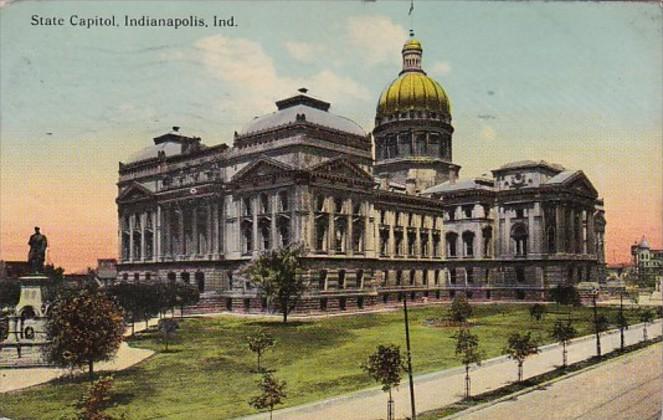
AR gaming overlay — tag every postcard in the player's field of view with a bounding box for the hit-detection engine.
[1,1,661,419]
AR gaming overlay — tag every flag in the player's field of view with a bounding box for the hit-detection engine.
[408,0,414,16]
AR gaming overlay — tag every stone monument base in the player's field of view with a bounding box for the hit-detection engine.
[0,274,51,368]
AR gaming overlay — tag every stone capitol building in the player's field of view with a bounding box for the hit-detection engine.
[116,35,607,313]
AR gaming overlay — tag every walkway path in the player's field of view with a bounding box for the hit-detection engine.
[241,320,662,420]
[0,317,160,393]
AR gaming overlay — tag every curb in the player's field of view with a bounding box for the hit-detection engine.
[444,340,662,419]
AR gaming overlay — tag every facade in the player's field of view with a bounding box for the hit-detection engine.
[116,34,606,313]
[631,237,663,287]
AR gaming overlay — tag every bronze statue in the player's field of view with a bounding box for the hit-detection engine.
[28,226,48,273]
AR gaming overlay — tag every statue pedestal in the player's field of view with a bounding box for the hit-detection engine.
[0,274,51,367]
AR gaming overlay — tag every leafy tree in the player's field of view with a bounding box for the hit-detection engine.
[591,296,609,357]
[0,279,20,308]
[615,308,629,351]
[504,332,540,382]
[249,372,287,420]
[550,318,577,367]
[529,304,546,321]
[549,285,581,307]
[246,330,275,372]
[135,283,160,329]
[107,282,140,336]
[158,282,179,318]
[44,288,125,382]
[362,344,406,419]
[454,328,483,398]
[75,375,116,420]
[175,282,200,318]
[449,295,473,323]
[243,244,306,323]
[158,318,179,352]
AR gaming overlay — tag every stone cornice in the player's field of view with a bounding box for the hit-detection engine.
[234,121,371,151]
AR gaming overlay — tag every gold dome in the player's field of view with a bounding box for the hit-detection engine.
[376,37,450,119]
[377,72,450,117]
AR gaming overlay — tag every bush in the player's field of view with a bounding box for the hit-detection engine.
[449,296,473,323]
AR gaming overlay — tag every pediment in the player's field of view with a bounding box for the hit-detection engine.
[117,182,155,203]
[231,156,293,182]
[566,172,598,197]
[308,158,374,182]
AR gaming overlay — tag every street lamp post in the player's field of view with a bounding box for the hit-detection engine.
[403,294,416,420]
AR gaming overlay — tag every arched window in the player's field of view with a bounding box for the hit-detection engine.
[409,270,416,285]
[446,232,458,257]
[195,272,205,292]
[167,272,176,283]
[482,227,493,257]
[546,226,556,253]
[338,270,346,289]
[511,224,529,256]
[181,272,190,284]
[259,193,270,214]
[356,270,364,289]
[462,231,475,257]
[278,191,288,212]
[241,221,253,255]
[319,270,327,290]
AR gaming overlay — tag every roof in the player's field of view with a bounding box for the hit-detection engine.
[125,141,183,164]
[638,236,650,249]
[494,160,565,173]
[545,170,578,185]
[239,94,366,137]
[422,177,495,195]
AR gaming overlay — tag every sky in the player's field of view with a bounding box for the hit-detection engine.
[0,0,661,272]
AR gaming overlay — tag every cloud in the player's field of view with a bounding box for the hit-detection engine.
[346,16,407,65]
[192,35,370,126]
[480,125,497,141]
[429,61,452,76]
[284,41,325,63]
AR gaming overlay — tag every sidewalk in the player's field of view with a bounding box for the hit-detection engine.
[241,319,662,420]
[0,317,160,393]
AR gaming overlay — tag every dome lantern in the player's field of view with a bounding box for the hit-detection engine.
[401,30,423,74]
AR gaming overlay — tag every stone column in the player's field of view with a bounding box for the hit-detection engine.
[556,205,564,254]
[192,205,198,257]
[503,209,511,256]
[347,198,353,256]
[328,207,335,255]
[389,214,395,257]
[151,210,158,261]
[271,192,278,249]
[118,212,123,262]
[178,205,185,257]
[205,202,212,256]
[129,213,135,262]
[140,212,146,262]
[252,197,258,257]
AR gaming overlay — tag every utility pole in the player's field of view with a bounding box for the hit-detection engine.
[403,294,416,420]
[592,294,601,356]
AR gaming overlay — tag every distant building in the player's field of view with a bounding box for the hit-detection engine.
[631,237,663,287]
[115,34,607,313]
[0,261,31,281]
[95,258,118,287]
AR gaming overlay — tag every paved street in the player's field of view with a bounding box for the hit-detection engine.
[459,342,662,420]
[242,320,662,420]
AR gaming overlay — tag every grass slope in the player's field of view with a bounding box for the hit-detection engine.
[0,304,639,419]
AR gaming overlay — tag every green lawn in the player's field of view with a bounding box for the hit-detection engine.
[0,303,640,419]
